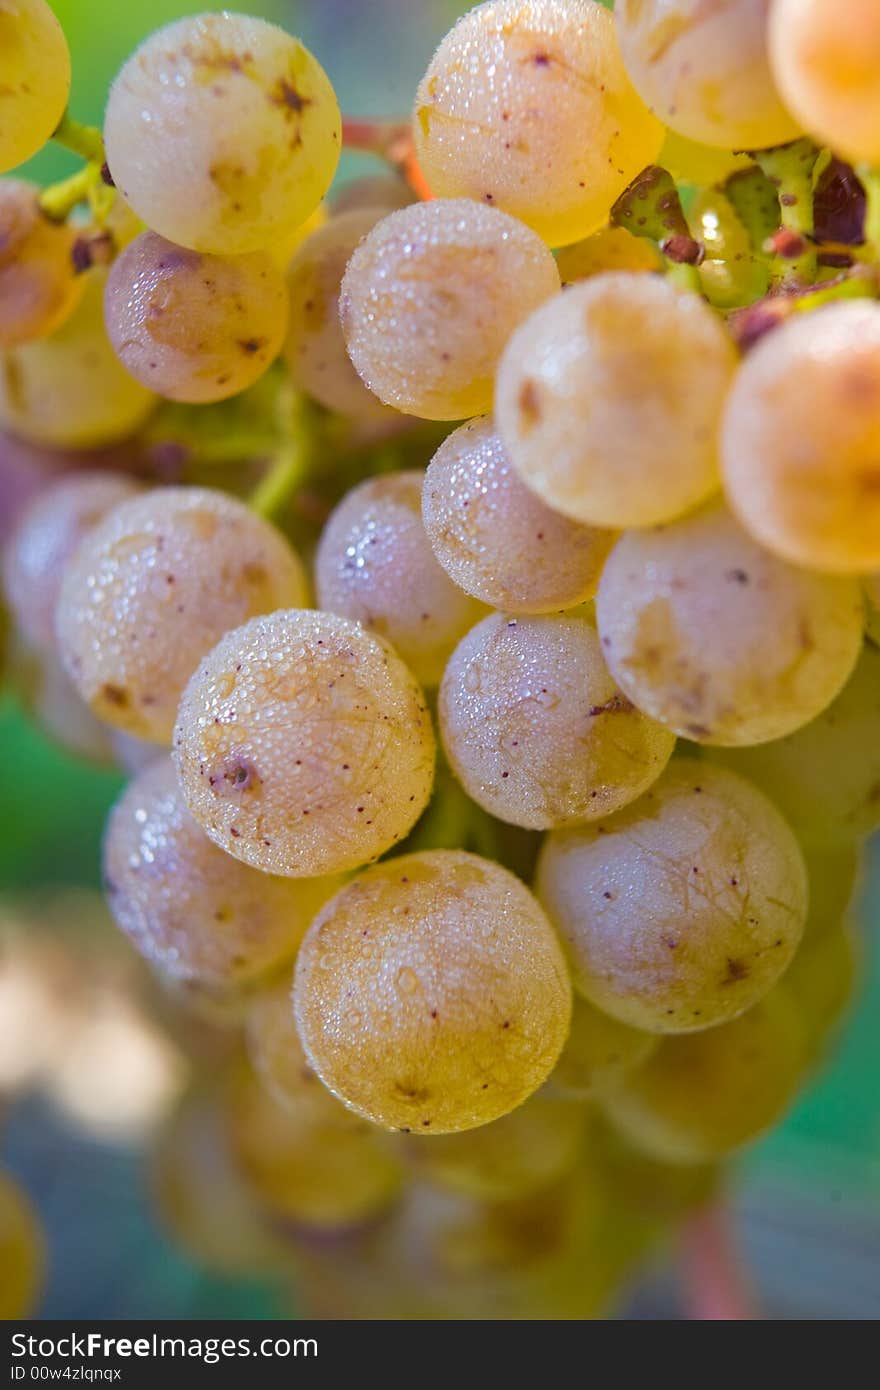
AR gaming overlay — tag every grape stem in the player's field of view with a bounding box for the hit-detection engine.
[42,114,114,224]
[248,386,311,520]
[679,1204,758,1320]
[39,163,102,222]
[51,111,106,164]
[342,117,433,200]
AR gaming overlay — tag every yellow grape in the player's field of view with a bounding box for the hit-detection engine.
[56,486,307,744]
[555,226,663,284]
[316,470,485,687]
[658,130,753,186]
[174,610,436,877]
[422,416,615,615]
[0,0,70,173]
[495,273,737,529]
[339,198,560,420]
[690,188,770,310]
[593,1119,719,1220]
[104,13,341,255]
[439,610,675,830]
[413,0,664,247]
[104,231,289,404]
[104,757,338,994]
[550,994,658,1102]
[615,0,800,150]
[246,976,356,1123]
[769,0,880,167]
[0,270,156,449]
[596,504,863,746]
[537,759,807,1033]
[784,923,859,1066]
[0,180,82,348]
[722,302,880,573]
[0,1169,44,1319]
[293,851,572,1133]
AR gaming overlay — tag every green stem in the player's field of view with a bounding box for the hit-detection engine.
[51,111,105,164]
[249,440,308,520]
[39,163,102,221]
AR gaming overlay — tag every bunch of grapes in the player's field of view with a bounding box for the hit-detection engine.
[1,0,878,1320]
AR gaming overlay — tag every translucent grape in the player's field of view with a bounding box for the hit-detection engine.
[706,644,880,849]
[604,992,806,1163]
[0,270,156,449]
[550,994,658,1102]
[104,13,341,255]
[658,130,753,187]
[402,1092,585,1201]
[2,470,139,652]
[316,470,485,687]
[554,227,662,285]
[0,1169,44,1319]
[536,759,807,1033]
[769,0,880,167]
[284,208,402,421]
[593,1119,719,1220]
[104,231,289,404]
[690,189,770,311]
[228,1064,403,1230]
[413,0,664,247]
[104,757,337,994]
[495,273,737,529]
[174,610,435,877]
[293,850,572,1133]
[56,486,307,743]
[0,180,82,349]
[596,504,864,745]
[722,301,880,573]
[615,0,800,150]
[440,610,675,830]
[339,198,560,420]
[246,976,355,1123]
[0,0,71,173]
[422,417,615,615]
[784,923,859,1066]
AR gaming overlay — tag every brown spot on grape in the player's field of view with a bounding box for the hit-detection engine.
[518,379,542,433]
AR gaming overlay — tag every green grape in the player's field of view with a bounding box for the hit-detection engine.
[174,610,436,877]
[339,198,560,420]
[0,0,70,173]
[246,976,356,1124]
[0,270,156,449]
[536,759,807,1033]
[783,922,860,1066]
[2,470,140,652]
[439,610,675,830]
[604,992,806,1163]
[690,189,770,310]
[228,1064,404,1231]
[413,0,664,248]
[554,226,663,285]
[615,0,800,150]
[104,231,289,404]
[104,13,341,255]
[801,842,864,942]
[596,504,863,746]
[0,180,83,349]
[658,130,753,187]
[722,302,880,574]
[549,994,658,1102]
[495,273,737,529]
[316,470,485,687]
[284,208,402,421]
[770,0,880,167]
[293,850,572,1133]
[104,757,339,994]
[0,1169,45,1319]
[422,416,616,615]
[706,644,880,849]
[401,1091,585,1202]
[56,485,307,744]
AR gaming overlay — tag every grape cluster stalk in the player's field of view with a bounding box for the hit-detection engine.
[1,0,879,1322]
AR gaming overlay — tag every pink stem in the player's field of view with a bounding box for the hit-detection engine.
[679,1204,759,1320]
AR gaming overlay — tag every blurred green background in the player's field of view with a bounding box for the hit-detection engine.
[1,0,878,1319]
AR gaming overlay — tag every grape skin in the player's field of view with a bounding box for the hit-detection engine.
[440,611,675,831]
[495,273,737,529]
[0,0,71,173]
[413,0,664,248]
[9,637,116,766]
[0,181,82,349]
[293,850,572,1134]
[554,227,662,285]
[2,471,140,652]
[596,504,864,746]
[422,417,615,615]
[536,759,807,1034]
[769,0,880,167]
[783,922,859,1066]
[174,610,436,878]
[316,470,485,687]
[549,994,658,1102]
[0,1169,44,1320]
[104,757,338,995]
[722,302,880,574]
[104,231,289,404]
[339,198,560,421]
[104,13,341,255]
[56,486,307,744]
[246,976,355,1123]
[615,0,800,151]
[0,270,156,449]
